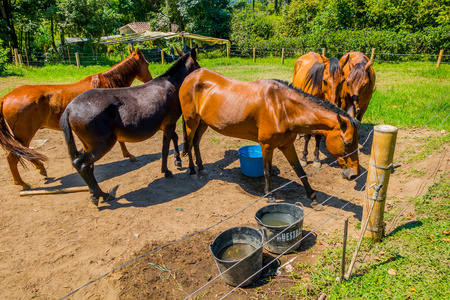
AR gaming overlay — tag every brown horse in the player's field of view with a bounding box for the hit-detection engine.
[292,52,349,168]
[339,52,375,121]
[0,48,152,190]
[180,68,360,206]
[60,50,200,205]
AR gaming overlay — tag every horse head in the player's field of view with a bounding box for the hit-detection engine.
[321,55,349,106]
[324,113,360,180]
[343,56,373,118]
[129,48,152,83]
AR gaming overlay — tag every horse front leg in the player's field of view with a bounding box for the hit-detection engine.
[119,142,136,162]
[279,143,318,207]
[261,144,275,203]
[300,134,311,167]
[313,135,322,168]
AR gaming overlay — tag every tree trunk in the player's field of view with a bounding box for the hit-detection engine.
[0,0,18,48]
[50,17,57,50]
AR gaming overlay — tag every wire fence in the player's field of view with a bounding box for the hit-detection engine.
[58,91,449,299]
[5,44,449,68]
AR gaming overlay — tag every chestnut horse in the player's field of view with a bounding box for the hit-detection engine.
[180,68,360,206]
[339,52,375,121]
[0,48,152,189]
[60,50,200,205]
[293,52,349,168]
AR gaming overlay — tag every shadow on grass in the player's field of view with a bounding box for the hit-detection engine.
[386,220,423,237]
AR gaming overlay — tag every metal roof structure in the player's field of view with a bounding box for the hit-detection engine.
[100,31,230,46]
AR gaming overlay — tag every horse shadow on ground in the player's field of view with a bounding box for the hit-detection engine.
[98,148,363,221]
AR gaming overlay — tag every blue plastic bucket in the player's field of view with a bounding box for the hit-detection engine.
[238,145,264,177]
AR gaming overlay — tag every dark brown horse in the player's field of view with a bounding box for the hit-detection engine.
[292,52,349,168]
[60,50,200,205]
[339,52,375,121]
[180,68,360,206]
[0,48,152,189]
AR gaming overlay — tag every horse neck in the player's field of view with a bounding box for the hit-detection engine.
[289,101,339,136]
[101,57,138,88]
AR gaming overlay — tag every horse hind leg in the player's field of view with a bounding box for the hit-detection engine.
[161,126,176,178]
[313,135,322,168]
[300,134,311,167]
[119,142,136,162]
[193,121,208,176]
[6,152,31,190]
[171,131,182,168]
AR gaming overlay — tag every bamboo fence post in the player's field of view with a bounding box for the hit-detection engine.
[227,45,230,58]
[253,48,256,62]
[18,54,23,66]
[120,51,124,61]
[322,48,326,56]
[161,49,165,64]
[370,48,376,60]
[363,125,398,240]
[190,38,192,49]
[14,48,18,66]
[281,48,285,64]
[437,50,444,68]
[75,52,80,68]
[44,50,48,62]
[24,47,29,66]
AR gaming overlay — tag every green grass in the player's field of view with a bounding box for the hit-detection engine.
[286,173,450,299]
[1,57,449,131]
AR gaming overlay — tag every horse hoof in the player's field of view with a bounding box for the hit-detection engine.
[21,184,31,190]
[198,169,208,176]
[300,160,307,167]
[174,160,182,168]
[102,193,115,202]
[313,161,322,168]
[266,196,276,203]
[128,155,137,162]
[310,199,324,211]
[165,171,174,178]
[90,196,99,206]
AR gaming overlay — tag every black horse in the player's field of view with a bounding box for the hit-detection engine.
[60,49,200,205]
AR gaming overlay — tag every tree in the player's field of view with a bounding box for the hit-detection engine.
[0,0,18,48]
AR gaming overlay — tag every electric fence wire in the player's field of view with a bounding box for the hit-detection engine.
[58,97,448,299]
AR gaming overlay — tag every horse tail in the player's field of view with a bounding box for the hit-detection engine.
[0,102,48,167]
[60,108,78,161]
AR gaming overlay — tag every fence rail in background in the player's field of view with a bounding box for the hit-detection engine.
[5,46,448,68]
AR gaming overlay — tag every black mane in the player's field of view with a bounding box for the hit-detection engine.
[304,61,324,93]
[328,57,341,77]
[157,52,190,78]
[271,79,360,130]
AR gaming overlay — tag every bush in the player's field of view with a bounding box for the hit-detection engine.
[0,46,9,75]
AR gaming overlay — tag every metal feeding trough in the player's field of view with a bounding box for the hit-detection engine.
[209,226,263,286]
[255,202,305,254]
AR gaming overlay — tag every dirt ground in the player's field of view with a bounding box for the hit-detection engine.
[0,123,448,299]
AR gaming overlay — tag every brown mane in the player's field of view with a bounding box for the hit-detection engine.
[101,55,142,88]
[347,57,371,87]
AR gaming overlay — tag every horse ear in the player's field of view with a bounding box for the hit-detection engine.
[175,47,184,56]
[135,48,144,58]
[190,48,197,61]
[337,113,348,133]
[365,59,373,71]
[90,74,102,88]
[340,54,350,68]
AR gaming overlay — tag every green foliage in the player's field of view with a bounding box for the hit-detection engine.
[0,45,9,75]
[177,0,232,39]
[230,9,279,48]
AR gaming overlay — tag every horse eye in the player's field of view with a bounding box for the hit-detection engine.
[344,142,351,148]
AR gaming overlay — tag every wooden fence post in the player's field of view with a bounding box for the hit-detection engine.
[24,47,29,66]
[75,52,80,68]
[281,48,285,64]
[437,50,444,68]
[227,45,230,59]
[18,54,23,66]
[44,50,48,62]
[161,49,165,64]
[120,51,124,61]
[370,48,376,60]
[253,48,256,62]
[14,48,18,66]
[363,125,398,241]
[190,38,193,49]
[322,48,326,56]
